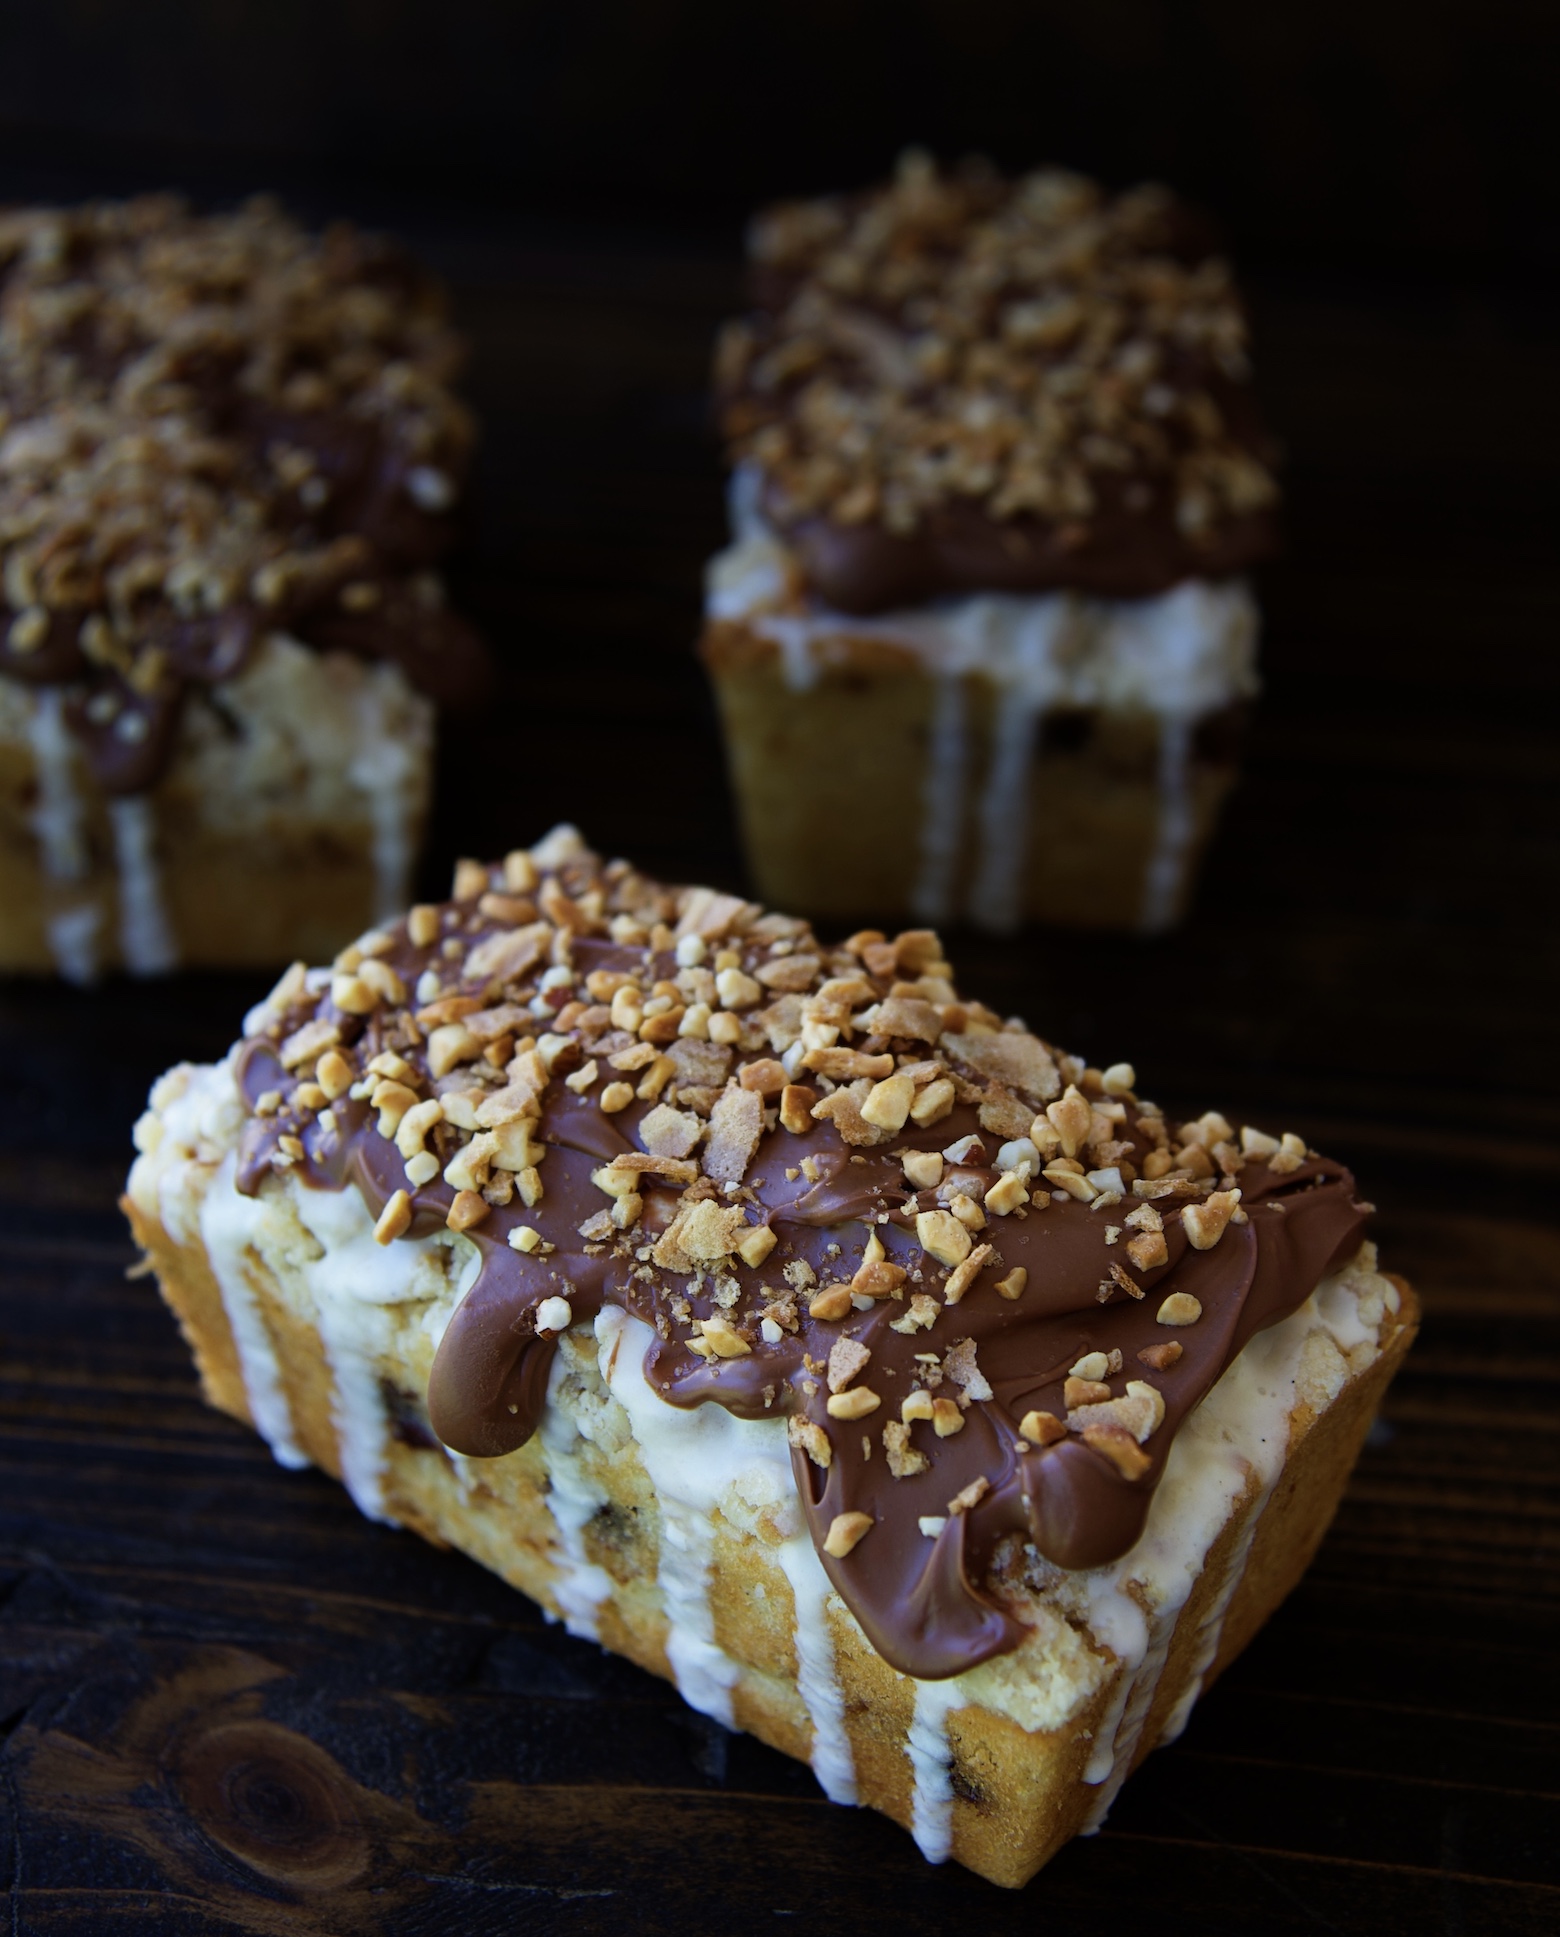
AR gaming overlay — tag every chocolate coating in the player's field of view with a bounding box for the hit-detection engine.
[232,856,1370,1682]
[779,480,1276,614]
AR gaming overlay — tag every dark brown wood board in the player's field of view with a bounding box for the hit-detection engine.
[1,210,1557,1934]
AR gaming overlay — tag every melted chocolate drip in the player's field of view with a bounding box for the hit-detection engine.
[233,920,1368,1682]
[774,467,1277,615]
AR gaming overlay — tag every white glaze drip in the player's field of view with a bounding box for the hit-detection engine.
[761,613,822,693]
[966,601,1072,932]
[27,688,101,982]
[537,1350,616,1641]
[1080,1593,1151,1787]
[1080,1606,1171,1830]
[907,1677,963,1864]
[198,1150,309,1470]
[287,1183,399,1524]
[1138,712,1196,933]
[1076,1296,1313,1831]
[350,671,418,925]
[108,793,178,974]
[658,1500,739,1726]
[596,1307,755,1729]
[312,1291,392,1522]
[1158,1499,1264,1748]
[45,905,104,987]
[777,1534,859,1805]
[910,673,969,922]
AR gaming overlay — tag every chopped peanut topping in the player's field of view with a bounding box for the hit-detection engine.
[452,858,488,900]
[942,1242,993,1306]
[1157,1292,1203,1326]
[1181,1188,1242,1250]
[1082,1425,1153,1481]
[900,1149,943,1190]
[407,905,442,948]
[915,1208,972,1269]
[373,1190,412,1245]
[851,1257,907,1299]
[316,1049,354,1100]
[860,1071,916,1132]
[736,1224,778,1268]
[826,1386,881,1420]
[446,1190,489,1232]
[789,1415,832,1469]
[1125,1228,1170,1271]
[808,1285,854,1322]
[823,1511,874,1558]
[983,1169,1030,1216]
[947,1477,990,1516]
[739,1058,788,1095]
[946,1191,986,1232]
[1046,1086,1092,1158]
[909,1079,956,1126]
[700,1315,753,1358]
[827,1336,872,1392]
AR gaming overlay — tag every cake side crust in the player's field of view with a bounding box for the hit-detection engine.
[704,624,1237,930]
[0,639,431,974]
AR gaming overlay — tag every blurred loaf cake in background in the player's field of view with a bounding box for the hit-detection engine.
[702,152,1277,932]
[0,193,488,979]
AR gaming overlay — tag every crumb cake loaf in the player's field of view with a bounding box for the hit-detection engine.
[125,829,1416,1887]
[703,153,1277,932]
[0,195,487,978]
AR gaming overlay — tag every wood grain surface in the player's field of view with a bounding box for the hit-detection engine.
[1,209,1557,1935]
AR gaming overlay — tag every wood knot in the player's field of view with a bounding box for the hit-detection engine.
[177,1720,369,1890]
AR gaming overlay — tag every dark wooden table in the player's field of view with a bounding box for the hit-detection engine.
[2,210,1556,1934]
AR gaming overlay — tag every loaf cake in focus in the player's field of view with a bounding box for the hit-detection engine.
[125,828,1415,1886]
[0,195,486,978]
[703,153,1276,931]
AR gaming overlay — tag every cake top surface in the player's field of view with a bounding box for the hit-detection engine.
[0,194,484,791]
[230,829,1370,1679]
[715,152,1279,614]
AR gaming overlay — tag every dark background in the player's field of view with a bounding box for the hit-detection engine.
[2,0,1559,282]
[1,5,1557,1933]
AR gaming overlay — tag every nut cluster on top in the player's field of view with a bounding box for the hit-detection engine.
[717,150,1277,544]
[0,194,472,709]
[231,827,1317,1516]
